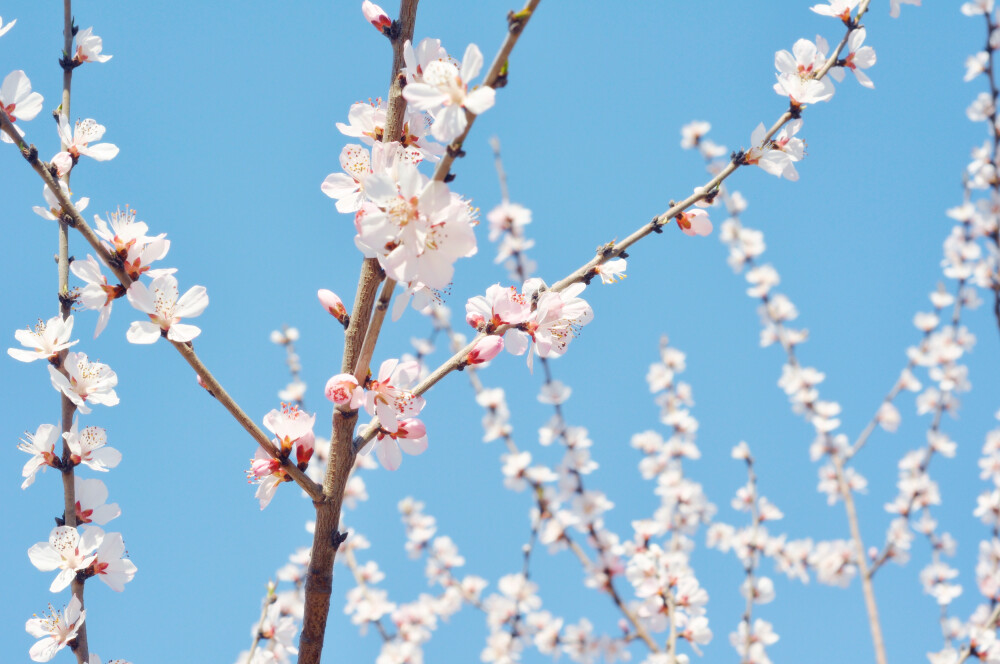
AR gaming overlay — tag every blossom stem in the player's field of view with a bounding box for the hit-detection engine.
[246,584,276,662]
[299,3,419,662]
[56,3,90,661]
[833,453,887,664]
[353,277,397,383]
[980,11,1000,342]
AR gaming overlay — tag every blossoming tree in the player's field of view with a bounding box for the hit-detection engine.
[3,1,1000,663]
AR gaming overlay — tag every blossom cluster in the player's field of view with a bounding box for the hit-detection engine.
[9,311,135,662]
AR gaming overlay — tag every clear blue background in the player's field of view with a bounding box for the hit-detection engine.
[2,1,999,663]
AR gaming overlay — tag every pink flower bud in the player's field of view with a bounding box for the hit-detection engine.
[467,336,504,365]
[466,310,486,330]
[396,418,426,439]
[318,288,350,327]
[325,373,360,405]
[362,0,392,32]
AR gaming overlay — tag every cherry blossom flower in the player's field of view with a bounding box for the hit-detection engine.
[18,423,60,489]
[676,208,713,236]
[365,418,427,470]
[743,122,803,181]
[74,27,112,63]
[357,162,477,289]
[402,38,449,86]
[71,255,124,338]
[263,404,316,456]
[594,258,627,284]
[680,120,712,149]
[88,529,137,591]
[8,314,78,362]
[1,70,43,143]
[321,144,372,213]
[28,525,100,592]
[810,0,859,22]
[774,36,829,83]
[247,447,291,510]
[362,359,425,433]
[25,595,85,662]
[64,417,122,471]
[0,16,16,38]
[773,37,835,106]
[486,201,532,241]
[126,273,208,344]
[94,207,171,279]
[51,116,119,176]
[829,27,876,88]
[465,284,532,332]
[362,1,391,33]
[506,280,594,367]
[32,182,90,221]
[74,477,121,525]
[257,602,299,660]
[49,352,119,414]
[402,43,496,142]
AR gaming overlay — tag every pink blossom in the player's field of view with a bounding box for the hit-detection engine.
[71,255,123,338]
[64,417,121,472]
[18,424,60,489]
[8,314,78,362]
[25,596,85,662]
[263,404,316,456]
[366,418,427,471]
[48,352,119,414]
[402,43,496,142]
[74,27,112,63]
[0,70,43,143]
[675,208,713,236]
[247,447,290,510]
[466,284,532,332]
[51,117,119,175]
[27,525,100,592]
[126,273,208,344]
[362,359,425,433]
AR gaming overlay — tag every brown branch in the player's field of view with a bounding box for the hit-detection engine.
[55,4,89,661]
[353,277,397,383]
[298,2,419,661]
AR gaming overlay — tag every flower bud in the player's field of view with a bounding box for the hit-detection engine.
[466,336,504,365]
[325,373,361,405]
[362,1,392,33]
[318,289,350,328]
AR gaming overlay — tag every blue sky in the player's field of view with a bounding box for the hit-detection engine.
[2,1,1000,663]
